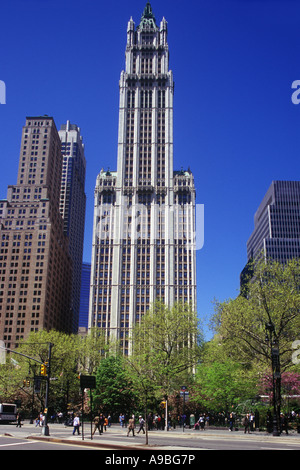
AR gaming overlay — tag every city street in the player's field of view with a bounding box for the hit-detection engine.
[0,421,300,451]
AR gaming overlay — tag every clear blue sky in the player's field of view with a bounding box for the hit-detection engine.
[1,0,300,338]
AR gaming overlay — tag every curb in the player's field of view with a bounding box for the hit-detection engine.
[27,435,157,450]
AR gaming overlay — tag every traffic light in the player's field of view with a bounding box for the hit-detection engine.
[41,363,47,376]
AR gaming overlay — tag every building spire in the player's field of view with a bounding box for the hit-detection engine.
[142,2,155,19]
[138,2,157,29]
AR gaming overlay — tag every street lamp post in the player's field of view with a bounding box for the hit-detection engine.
[265,322,281,436]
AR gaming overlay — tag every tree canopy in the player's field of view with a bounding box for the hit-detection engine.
[212,258,300,371]
[128,300,203,399]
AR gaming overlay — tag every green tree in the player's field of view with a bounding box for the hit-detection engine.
[212,258,300,426]
[17,330,81,414]
[212,258,300,369]
[126,340,161,445]
[0,328,108,415]
[77,327,108,375]
[129,301,203,423]
[93,355,137,418]
[192,338,259,413]
[194,359,257,413]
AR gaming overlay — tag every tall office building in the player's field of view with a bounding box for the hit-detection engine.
[241,180,300,291]
[88,3,196,354]
[79,262,91,329]
[59,121,86,332]
[0,116,73,349]
[246,181,300,262]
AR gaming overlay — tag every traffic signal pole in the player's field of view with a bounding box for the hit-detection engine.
[0,342,53,436]
[42,342,52,436]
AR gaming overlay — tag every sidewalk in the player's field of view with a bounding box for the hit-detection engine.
[2,422,192,450]
[2,422,300,450]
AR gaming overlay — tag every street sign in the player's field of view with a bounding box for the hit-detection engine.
[180,391,189,401]
[80,375,96,389]
[34,376,42,394]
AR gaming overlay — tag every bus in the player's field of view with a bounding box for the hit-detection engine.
[0,403,17,423]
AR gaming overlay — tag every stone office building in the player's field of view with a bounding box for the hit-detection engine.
[88,3,197,355]
[0,116,73,349]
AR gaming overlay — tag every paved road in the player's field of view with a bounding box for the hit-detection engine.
[0,435,99,450]
[1,422,300,451]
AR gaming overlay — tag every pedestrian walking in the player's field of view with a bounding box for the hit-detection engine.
[104,416,108,431]
[127,415,135,437]
[92,415,102,435]
[249,412,255,432]
[72,414,80,435]
[119,413,125,427]
[39,413,44,427]
[58,411,63,423]
[280,413,289,435]
[242,414,250,434]
[228,412,234,432]
[137,415,145,434]
[99,413,104,434]
[199,415,205,430]
[16,412,22,427]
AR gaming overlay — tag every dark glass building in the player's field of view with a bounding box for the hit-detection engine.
[247,181,300,263]
[79,262,91,329]
[59,121,86,332]
[241,180,300,293]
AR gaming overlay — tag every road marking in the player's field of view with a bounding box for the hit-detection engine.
[0,440,36,448]
[260,447,294,450]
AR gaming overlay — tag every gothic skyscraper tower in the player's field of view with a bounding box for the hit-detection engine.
[89,4,196,354]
